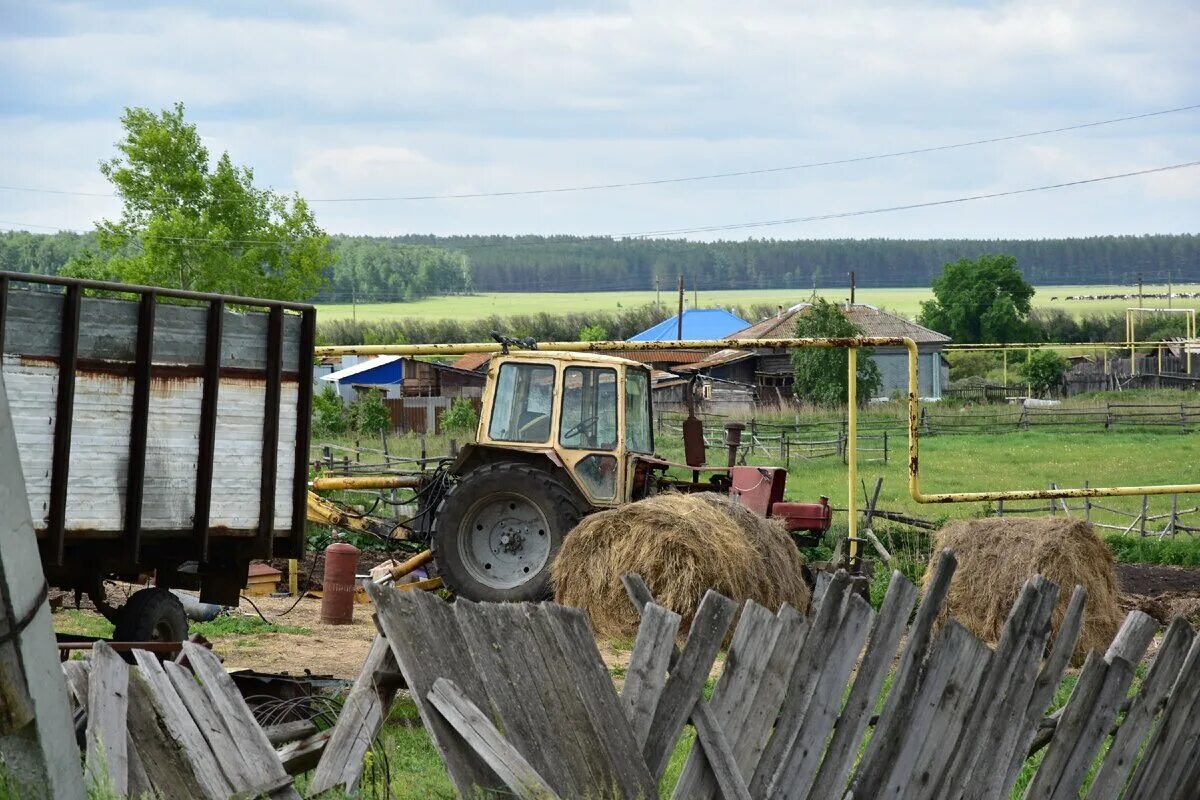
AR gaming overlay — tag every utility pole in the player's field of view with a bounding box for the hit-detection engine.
[849,271,856,305]
[677,275,685,341]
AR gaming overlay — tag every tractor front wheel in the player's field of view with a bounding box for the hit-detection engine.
[432,462,585,602]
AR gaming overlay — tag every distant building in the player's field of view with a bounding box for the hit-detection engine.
[321,355,484,401]
[629,308,750,342]
[677,303,951,402]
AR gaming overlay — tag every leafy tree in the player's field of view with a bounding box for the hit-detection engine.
[791,299,883,406]
[946,351,999,382]
[440,398,480,436]
[578,324,608,341]
[352,389,392,438]
[1022,350,1069,397]
[63,103,332,299]
[312,384,349,438]
[918,254,1036,343]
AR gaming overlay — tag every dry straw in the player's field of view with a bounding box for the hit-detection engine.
[925,517,1124,665]
[552,492,811,640]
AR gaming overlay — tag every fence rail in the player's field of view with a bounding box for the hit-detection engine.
[659,402,1200,445]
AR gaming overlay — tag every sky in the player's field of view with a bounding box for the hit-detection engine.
[1,0,1198,241]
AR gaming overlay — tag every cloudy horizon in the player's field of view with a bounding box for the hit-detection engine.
[1,0,1197,242]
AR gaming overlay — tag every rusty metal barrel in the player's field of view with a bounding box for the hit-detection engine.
[320,542,360,624]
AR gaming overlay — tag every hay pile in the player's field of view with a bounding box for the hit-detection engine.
[552,492,810,640]
[925,517,1124,665]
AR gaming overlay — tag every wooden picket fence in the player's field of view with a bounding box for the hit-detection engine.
[350,552,1200,799]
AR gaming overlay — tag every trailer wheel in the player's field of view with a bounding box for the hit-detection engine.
[113,588,189,643]
[433,462,585,602]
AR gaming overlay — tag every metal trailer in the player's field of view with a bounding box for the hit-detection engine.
[0,272,315,640]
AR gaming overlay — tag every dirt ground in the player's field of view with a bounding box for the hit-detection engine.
[1117,563,1200,625]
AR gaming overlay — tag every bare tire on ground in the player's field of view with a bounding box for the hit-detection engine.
[112,587,189,643]
[433,462,586,602]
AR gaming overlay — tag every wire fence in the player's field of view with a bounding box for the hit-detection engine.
[990,482,1200,538]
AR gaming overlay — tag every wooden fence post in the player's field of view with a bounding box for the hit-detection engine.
[1084,481,1091,523]
[883,430,888,464]
[0,374,86,800]
[1140,495,1149,537]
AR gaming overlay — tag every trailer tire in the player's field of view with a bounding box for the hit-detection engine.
[433,462,586,602]
[113,588,189,643]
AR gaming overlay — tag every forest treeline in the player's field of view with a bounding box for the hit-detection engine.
[318,304,1190,347]
[2,230,1197,301]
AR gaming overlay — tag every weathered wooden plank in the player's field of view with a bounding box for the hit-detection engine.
[1022,651,1109,800]
[749,571,850,797]
[453,600,570,793]
[544,603,659,800]
[61,659,90,708]
[935,575,1057,800]
[363,583,502,798]
[0,368,85,800]
[474,602,587,796]
[808,571,918,800]
[621,602,681,748]
[179,643,301,800]
[881,621,990,798]
[522,602,625,793]
[427,677,561,800]
[84,642,129,797]
[968,577,1061,800]
[131,650,232,800]
[277,729,332,776]
[997,585,1088,795]
[690,695,753,800]
[125,732,151,798]
[898,625,991,800]
[769,594,874,799]
[851,549,956,793]
[309,634,403,795]
[162,659,259,793]
[1123,633,1200,799]
[643,589,737,781]
[672,600,779,800]
[1049,656,1133,800]
[124,665,210,800]
[1104,611,1158,664]
[734,604,808,782]
[1090,617,1196,800]
[263,719,318,747]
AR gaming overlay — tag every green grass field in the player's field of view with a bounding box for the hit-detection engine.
[315,283,1200,324]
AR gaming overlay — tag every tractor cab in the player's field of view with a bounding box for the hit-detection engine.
[473,350,656,508]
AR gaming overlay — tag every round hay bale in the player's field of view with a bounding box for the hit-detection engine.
[924,517,1123,665]
[552,492,811,640]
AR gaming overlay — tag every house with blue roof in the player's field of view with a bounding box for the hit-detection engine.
[629,308,750,342]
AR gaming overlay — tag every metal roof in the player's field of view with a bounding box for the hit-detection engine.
[450,352,493,371]
[321,355,403,383]
[629,308,750,342]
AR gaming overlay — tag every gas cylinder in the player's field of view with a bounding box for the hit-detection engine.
[320,542,360,625]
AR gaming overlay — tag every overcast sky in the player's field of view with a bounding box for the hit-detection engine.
[1,0,1197,241]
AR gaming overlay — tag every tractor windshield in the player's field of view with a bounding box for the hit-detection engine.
[488,362,556,443]
[625,368,653,454]
[560,366,617,450]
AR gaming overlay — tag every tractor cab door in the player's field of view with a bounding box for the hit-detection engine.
[557,365,623,505]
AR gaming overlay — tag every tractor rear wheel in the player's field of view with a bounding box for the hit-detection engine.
[432,462,586,602]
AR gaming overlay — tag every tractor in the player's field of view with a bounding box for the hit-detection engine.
[360,348,833,602]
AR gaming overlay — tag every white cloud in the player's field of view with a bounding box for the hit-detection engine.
[1,0,1197,239]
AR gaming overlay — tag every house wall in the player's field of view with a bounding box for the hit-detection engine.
[871,347,948,399]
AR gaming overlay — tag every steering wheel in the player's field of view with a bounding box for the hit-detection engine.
[517,414,550,436]
[562,415,599,440]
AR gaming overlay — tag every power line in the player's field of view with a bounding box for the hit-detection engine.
[0,103,1196,204]
[2,159,1198,248]
[617,160,1200,238]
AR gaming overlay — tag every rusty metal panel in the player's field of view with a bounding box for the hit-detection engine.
[4,361,296,533]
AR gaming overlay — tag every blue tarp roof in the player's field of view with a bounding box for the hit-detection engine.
[629,308,751,342]
[321,355,404,385]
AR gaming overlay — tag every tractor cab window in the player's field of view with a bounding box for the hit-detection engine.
[488,362,556,443]
[625,368,654,454]
[559,367,617,450]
